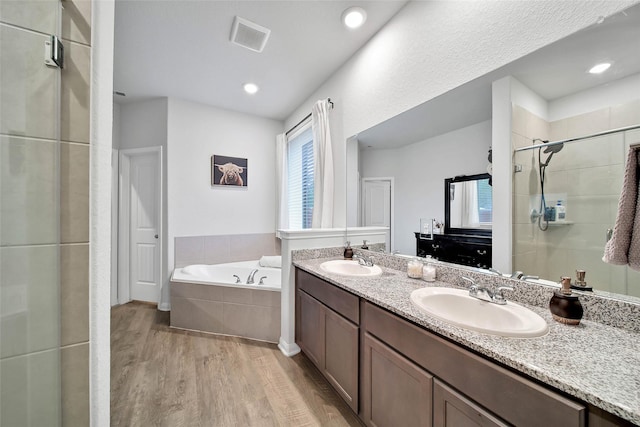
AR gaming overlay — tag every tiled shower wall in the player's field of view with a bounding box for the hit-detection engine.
[512,100,640,296]
[175,233,281,268]
[0,1,91,425]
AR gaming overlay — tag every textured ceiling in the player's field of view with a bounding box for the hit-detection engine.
[357,3,640,149]
[113,0,407,120]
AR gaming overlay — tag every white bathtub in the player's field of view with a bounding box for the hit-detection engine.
[171,260,281,291]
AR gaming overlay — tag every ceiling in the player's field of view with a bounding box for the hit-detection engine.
[357,2,640,149]
[113,0,407,120]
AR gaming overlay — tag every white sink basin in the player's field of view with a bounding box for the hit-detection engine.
[320,260,383,277]
[410,287,549,338]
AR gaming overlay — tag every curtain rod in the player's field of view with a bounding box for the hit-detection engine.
[514,124,640,152]
[285,98,334,137]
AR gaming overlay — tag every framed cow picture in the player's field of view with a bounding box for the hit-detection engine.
[211,155,248,187]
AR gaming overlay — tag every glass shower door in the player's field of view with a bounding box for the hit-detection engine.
[0,2,63,426]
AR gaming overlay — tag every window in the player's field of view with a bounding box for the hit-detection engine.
[476,179,492,224]
[287,124,314,229]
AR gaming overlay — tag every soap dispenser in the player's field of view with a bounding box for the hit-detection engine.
[344,242,354,260]
[549,277,583,325]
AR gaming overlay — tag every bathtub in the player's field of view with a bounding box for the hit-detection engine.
[171,260,281,291]
[170,260,281,343]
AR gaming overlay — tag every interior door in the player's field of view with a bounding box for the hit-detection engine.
[362,179,392,249]
[129,152,160,302]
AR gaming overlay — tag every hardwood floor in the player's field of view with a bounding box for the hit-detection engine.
[111,302,363,427]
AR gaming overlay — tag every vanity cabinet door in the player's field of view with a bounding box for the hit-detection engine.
[298,290,325,368]
[324,306,359,411]
[363,333,433,427]
[296,286,359,412]
[434,380,508,427]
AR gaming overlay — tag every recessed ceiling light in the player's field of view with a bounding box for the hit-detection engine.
[342,7,367,29]
[588,62,611,74]
[243,83,259,94]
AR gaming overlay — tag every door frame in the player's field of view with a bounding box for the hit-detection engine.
[361,177,394,253]
[117,146,163,305]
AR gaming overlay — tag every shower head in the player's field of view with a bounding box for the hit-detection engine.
[543,143,564,154]
[540,143,564,167]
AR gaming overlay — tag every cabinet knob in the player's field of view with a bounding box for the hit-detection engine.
[477,249,487,255]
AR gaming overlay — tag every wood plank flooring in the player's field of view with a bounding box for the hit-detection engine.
[111,302,363,427]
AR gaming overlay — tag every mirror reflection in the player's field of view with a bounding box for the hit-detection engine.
[446,174,492,234]
[346,3,640,298]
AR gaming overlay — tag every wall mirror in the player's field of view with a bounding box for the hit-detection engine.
[345,3,640,298]
[445,173,492,236]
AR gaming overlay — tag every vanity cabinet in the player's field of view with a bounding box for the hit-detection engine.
[295,267,634,426]
[415,233,492,269]
[362,333,433,427]
[295,269,359,412]
[363,301,585,427]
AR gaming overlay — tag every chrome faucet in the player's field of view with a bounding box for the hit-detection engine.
[246,269,259,284]
[487,267,503,276]
[462,277,513,305]
[258,276,267,285]
[354,254,375,267]
[232,275,242,284]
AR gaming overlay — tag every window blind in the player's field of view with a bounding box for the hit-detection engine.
[287,124,314,229]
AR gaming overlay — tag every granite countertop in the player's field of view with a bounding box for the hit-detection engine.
[293,257,640,425]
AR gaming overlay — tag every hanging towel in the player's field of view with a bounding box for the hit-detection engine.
[603,147,640,270]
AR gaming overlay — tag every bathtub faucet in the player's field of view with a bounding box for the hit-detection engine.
[233,275,242,284]
[246,269,259,284]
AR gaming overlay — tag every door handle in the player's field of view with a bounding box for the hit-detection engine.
[154,234,158,239]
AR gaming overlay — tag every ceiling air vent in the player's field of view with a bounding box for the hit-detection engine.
[230,16,271,53]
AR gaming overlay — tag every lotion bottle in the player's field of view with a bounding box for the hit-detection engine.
[344,242,353,260]
[549,276,583,325]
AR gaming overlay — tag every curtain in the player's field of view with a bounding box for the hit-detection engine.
[275,133,289,234]
[311,99,334,228]
[462,181,480,227]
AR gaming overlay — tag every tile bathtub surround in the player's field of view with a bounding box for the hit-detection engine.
[293,256,640,425]
[174,232,281,267]
[170,281,281,343]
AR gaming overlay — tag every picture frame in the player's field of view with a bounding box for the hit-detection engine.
[211,155,248,187]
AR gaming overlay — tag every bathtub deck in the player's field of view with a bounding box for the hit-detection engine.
[111,302,362,427]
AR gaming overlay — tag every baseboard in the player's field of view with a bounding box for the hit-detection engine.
[278,338,301,357]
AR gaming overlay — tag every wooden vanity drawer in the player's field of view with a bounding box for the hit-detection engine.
[296,268,360,324]
[363,302,586,427]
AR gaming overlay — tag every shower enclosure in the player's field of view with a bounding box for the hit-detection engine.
[1,3,63,425]
[513,122,640,297]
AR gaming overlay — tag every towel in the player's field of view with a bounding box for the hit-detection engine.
[603,147,640,270]
[259,255,282,268]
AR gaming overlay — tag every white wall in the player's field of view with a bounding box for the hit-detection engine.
[166,97,283,308]
[112,102,121,149]
[285,1,636,245]
[92,0,115,424]
[360,120,492,254]
[549,72,640,121]
[119,98,168,149]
